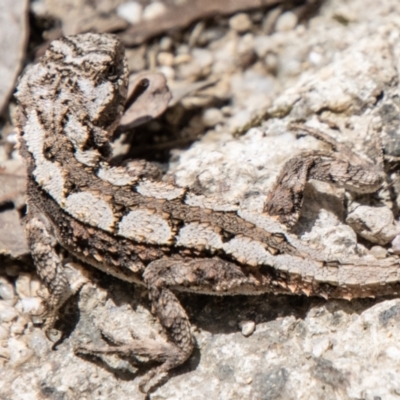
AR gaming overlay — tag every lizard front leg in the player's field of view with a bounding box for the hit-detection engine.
[25,204,88,341]
[76,257,262,393]
[265,124,385,228]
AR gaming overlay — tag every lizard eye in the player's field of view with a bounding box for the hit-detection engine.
[105,65,118,82]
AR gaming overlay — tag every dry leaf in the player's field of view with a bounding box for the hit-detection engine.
[119,72,172,131]
[0,0,29,113]
[0,209,29,258]
[120,0,283,46]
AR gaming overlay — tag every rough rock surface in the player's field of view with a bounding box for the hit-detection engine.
[3,1,400,399]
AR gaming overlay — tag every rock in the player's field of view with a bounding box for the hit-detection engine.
[311,337,331,357]
[264,52,279,73]
[20,297,45,316]
[8,337,33,367]
[29,276,42,297]
[142,2,167,21]
[157,51,174,66]
[159,36,173,51]
[15,273,31,299]
[370,245,387,259]
[0,345,10,361]
[191,48,213,70]
[392,235,400,255]
[0,301,19,323]
[27,329,51,358]
[4,1,400,399]
[253,35,273,58]
[10,315,29,335]
[346,205,400,245]
[158,65,175,81]
[274,11,298,32]
[116,2,142,25]
[0,277,15,301]
[229,13,252,33]
[0,324,9,341]
[202,108,223,127]
[239,320,256,337]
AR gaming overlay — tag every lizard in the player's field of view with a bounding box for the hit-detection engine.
[14,32,400,393]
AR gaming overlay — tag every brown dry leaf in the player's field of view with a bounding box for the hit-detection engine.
[0,159,28,258]
[120,0,283,46]
[0,173,26,208]
[119,72,172,131]
[0,0,29,114]
[169,78,219,107]
[0,159,26,208]
[0,209,29,258]
[44,0,128,35]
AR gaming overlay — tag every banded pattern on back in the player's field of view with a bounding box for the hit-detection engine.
[16,34,298,265]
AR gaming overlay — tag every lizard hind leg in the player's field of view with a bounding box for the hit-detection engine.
[141,256,261,392]
[76,256,261,393]
[76,258,197,393]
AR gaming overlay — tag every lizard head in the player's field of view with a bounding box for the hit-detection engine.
[16,33,129,160]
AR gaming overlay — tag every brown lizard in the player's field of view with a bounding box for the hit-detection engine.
[15,33,400,392]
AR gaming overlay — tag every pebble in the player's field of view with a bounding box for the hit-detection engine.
[177,44,190,55]
[20,297,45,316]
[202,108,223,127]
[229,13,253,33]
[370,246,387,259]
[332,6,358,23]
[116,2,143,25]
[30,276,42,297]
[0,277,15,300]
[174,54,192,65]
[221,106,232,116]
[198,27,225,46]
[275,11,298,32]
[15,273,32,299]
[142,2,167,21]
[10,315,29,335]
[229,109,252,132]
[253,35,272,58]
[0,301,19,323]
[391,235,400,255]
[191,48,213,70]
[238,33,255,55]
[159,36,173,51]
[6,132,18,144]
[0,325,9,341]
[239,320,256,337]
[0,345,10,361]
[28,329,51,357]
[157,52,174,67]
[312,337,331,357]
[265,52,279,73]
[309,51,323,66]
[8,337,34,366]
[347,205,400,245]
[158,65,175,81]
